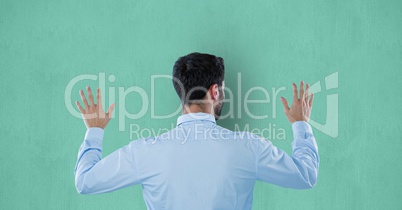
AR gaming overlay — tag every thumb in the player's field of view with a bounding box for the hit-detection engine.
[280,97,289,112]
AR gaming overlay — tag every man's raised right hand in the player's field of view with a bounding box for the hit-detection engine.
[280,81,314,124]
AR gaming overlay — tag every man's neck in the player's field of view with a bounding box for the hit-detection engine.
[182,104,212,115]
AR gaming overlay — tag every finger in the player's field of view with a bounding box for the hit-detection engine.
[302,95,308,106]
[97,88,107,118]
[106,103,116,118]
[300,81,304,102]
[97,88,103,110]
[80,90,89,109]
[292,83,298,101]
[87,86,95,107]
[305,83,309,103]
[309,93,314,108]
[76,101,85,113]
[280,97,290,112]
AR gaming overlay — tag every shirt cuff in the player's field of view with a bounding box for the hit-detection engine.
[84,127,105,145]
[292,121,313,139]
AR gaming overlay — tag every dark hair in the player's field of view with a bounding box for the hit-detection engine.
[172,52,225,105]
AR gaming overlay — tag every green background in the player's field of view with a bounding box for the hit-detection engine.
[1,0,401,209]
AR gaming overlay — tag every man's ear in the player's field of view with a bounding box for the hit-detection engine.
[208,84,219,101]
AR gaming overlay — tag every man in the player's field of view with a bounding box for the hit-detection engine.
[74,52,319,210]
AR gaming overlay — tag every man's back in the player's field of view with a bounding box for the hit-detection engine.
[74,112,319,210]
[138,113,257,209]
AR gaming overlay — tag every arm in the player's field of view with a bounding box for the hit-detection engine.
[74,127,141,194]
[256,121,319,189]
[74,86,141,194]
[256,81,319,189]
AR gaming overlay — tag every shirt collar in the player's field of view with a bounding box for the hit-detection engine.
[176,112,216,126]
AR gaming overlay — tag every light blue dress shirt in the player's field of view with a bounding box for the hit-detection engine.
[74,112,319,210]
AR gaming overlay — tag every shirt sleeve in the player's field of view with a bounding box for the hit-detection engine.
[255,121,320,189]
[74,127,142,194]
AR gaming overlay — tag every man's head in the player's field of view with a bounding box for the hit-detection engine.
[172,52,225,120]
